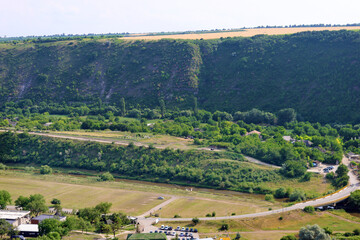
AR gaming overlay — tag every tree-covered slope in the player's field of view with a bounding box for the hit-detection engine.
[1,30,360,123]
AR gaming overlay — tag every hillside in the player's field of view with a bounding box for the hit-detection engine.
[1,30,360,123]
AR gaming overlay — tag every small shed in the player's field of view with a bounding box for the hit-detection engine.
[16,224,39,237]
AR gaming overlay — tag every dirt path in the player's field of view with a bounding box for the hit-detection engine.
[137,196,179,218]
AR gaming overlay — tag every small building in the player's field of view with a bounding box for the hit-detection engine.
[246,130,261,136]
[31,214,66,224]
[0,210,31,226]
[282,136,295,143]
[16,224,39,238]
[127,233,167,240]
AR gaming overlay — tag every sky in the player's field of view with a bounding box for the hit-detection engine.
[1,0,360,37]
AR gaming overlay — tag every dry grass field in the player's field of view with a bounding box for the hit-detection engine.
[0,173,167,216]
[123,26,360,40]
[49,130,196,150]
[157,210,360,239]
[153,197,282,218]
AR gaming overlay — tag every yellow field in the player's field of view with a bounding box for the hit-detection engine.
[123,26,360,40]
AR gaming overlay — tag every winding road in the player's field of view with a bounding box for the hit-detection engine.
[139,156,359,223]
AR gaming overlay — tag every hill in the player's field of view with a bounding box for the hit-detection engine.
[1,30,360,123]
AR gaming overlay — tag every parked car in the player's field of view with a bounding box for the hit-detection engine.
[168,226,173,230]
[181,227,185,231]
[160,225,164,230]
[11,236,26,240]
[176,226,181,231]
[150,231,153,233]
[185,228,189,232]
[180,233,184,237]
[194,229,198,233]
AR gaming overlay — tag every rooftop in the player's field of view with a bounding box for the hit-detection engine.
[127,233,167,240]
[16,224,39,232]
[0,210,30,220]
[32,214,66,221]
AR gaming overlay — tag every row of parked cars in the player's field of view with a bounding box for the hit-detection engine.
[323,166,334,173]
[159,225,198,233]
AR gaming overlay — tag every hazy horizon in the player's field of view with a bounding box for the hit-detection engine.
[1,0,360,37]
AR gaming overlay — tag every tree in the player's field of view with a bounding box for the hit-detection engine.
[39,219,62,236]
[192,217,199,225]
[193,97,198,116]
[15,195,30,208]
[26,194,48,216]
[0,219,11,238]
[348,190,360,211]
[120,98,126,116]
[0,190,11,209]
[275,187,288,198]
[78,218,91,233]
[159,99,166,118]
[51,198,61,205]
[299,224,331,240]
[289,189,306,202]
[40,165,53,174]
[278,108,296,125]
[77,207,101,223]
[281,160,307,178]
[95,202,112,214]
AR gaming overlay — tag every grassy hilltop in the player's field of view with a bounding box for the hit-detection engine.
[1,30,360,123]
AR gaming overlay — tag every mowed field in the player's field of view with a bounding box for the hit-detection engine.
[0,171,283,218]
[0,173,166,216]
[123,26,360,40]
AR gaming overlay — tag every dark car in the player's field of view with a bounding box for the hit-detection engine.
[194,229,198,233]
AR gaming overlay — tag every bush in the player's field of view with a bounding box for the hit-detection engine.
[99,172,114,181]
[354,228,360,236]
[206,213,211,217]
[275,187,288,198]
[174,214,181,218]
[0,163,6,170]
[192,217,199,225]
[231,213,236,216]
[303,206,315,213]
[40,165,52,174]
[212,211,216,217]
[265,194,275,202]
[289,189,306,202]
[220,223,229,231]
[280,235,297,240]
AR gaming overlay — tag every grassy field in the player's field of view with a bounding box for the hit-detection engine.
[123,26,360,40]
[0,172,168,216]
[153,197,281,218]
[157,210,360,239]
[50,130,196,150]
[0,170,284,216]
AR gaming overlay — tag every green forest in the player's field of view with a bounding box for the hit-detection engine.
[1,30,360,123]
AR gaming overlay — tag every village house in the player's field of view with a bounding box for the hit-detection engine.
[0,210,31,226]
